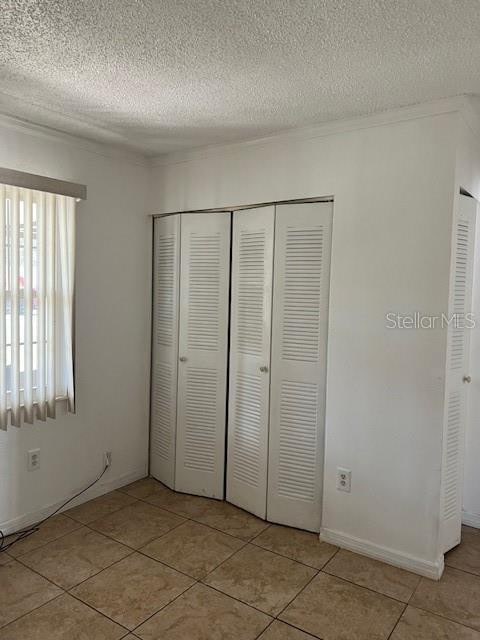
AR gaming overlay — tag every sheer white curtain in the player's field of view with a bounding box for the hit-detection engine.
[0,184,75,429]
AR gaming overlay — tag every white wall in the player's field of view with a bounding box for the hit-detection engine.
[0,122,151,532]
[456,110,480,528]
[150,105,460,575]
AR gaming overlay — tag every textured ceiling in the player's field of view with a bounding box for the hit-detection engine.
[1,0,480,157]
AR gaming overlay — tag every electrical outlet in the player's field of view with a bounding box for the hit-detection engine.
[104,451,112,468]
[28,449,41,472]
[336,467,351,492]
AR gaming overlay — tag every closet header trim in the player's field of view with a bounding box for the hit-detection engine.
[150,196,334,218]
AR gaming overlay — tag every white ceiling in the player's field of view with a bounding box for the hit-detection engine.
[1,0,480,157]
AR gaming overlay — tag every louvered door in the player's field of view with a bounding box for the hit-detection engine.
[175,213,231,498]
[267,202,333,532]
[227,206,275,518]
[150,215,180,488]
[441,195,477,552]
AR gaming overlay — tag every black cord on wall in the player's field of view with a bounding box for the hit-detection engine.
[0,464,108,553]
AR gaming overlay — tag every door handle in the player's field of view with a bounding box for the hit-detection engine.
[259,365,269,373]
[463,375,472,384]
[179,356,187,362]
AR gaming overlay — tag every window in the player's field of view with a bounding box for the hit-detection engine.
[0,184,76,428]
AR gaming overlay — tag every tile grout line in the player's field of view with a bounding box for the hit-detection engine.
[402,600,480,635]
[68,582,196,635]
[9,551,135,633]
[196,539,322,622]
[4,515,84,560]
[383,564,423,640]
[9,490,260,631]
[3,490,139,561]
[56,514,205,633]
[193,579,277,620]
[270,618,324,639]
[253,618,276,640]
[69,531,199,585]
[63,548,138,591]
[145,502,270,543]
[386,562,480,637]
[129,580,200,634]
[86,491,246,543]
[76,536,478,640]
[129,484,342,571]
[249,536,338,571]
[64,494,140,527]
[200,539,251,579]
[72,482,437,631]
[81,492,279,573]
[198,537,332,617]
[9,478,480,638]
[6,517,196,632]
[131,485,480,591]
[0,590,66,632]
[444,562,480,579]
[56,537,200,634]
[385,602,408,640]
[274,567,320,621]
[137,531,250,582]
[129,484,271,539]
[13,528,136,584]
[113,504,333,627]
[318,565,416,606]
[66,589,133,634]
[128,490,340,573]
[83,506,187,548]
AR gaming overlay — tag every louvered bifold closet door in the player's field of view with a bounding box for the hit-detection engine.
[267,202,333,532]
[150,215,181,488]
[227,206,275,518]
[441,194,477,552]
[175,212,231,498]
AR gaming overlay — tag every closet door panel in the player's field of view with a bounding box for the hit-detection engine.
[175,212,231,498]
[227,206,275,518]
[150,215,180,488]
[267,202,333,532]
[441,195,476,552]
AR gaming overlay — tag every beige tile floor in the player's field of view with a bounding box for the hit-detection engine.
[1,477,480,639]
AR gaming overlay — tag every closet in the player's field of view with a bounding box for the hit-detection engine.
[150,212,231,499]
[227,202,332,532]
[150,200,333,533]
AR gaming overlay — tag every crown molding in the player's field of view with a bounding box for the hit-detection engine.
[151,95,470,168]
[1,94,477,171]
[0,111,151,168]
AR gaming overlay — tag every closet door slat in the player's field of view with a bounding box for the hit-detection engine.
[267,202,333,532]
[227,206,275,518]
[150,215,181,488]
[175,212,231,498]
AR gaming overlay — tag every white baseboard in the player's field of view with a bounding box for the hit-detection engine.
[320,527,444,580]
[462,510,480,529]
[0,467,147,537]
